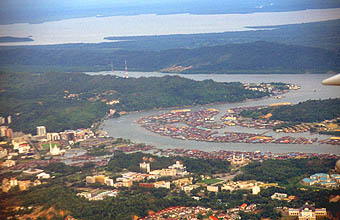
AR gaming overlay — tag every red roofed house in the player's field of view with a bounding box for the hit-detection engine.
[240,203,248,210]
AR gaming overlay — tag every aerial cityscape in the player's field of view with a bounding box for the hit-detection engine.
[0,0,340,220]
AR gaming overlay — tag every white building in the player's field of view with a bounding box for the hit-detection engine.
[252,184,261,195]
[105,178,114,186]
[49,143,61,155]
[37,126,46,137]
[77,192,92,199]
[271,192,287,200]
[47,133,60,141]
[36,172,51,179]
[207,185,219,192]
[168,161,185,170]
[140,162,151,173]
[7,116,11,124]
[10,178,18,186]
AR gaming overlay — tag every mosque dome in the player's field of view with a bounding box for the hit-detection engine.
[335,159,340,173]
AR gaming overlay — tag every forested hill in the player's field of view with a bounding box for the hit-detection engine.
[0,72,266,133]
[240,98,340,123]
[0,41,339,74]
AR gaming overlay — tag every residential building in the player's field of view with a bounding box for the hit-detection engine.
[2,178,11,192]
[271,192,288,200]
[0,126,7,137]
[154,181,171,189]
[173,177,192,188]
[6,128,12,138]
[183,185,199,193]
[7,116,11,124]
[2,159,16,167]
[86,176,96,184]
[122,179,133,188]
[207,185,219,192]
[105,178,114,186]
[10,178,18,186]
[33,180,42,186]
[160,168,177,177]
[18,180,31,191]
[95,175,106,184]
[36,172,51,179]
[0,147,8,158]
[77,192,92,199]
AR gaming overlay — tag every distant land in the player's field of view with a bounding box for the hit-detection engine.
[0,36,33,43]
[0,0,339,24]
[0,41,339,74]
[103,19,340,51]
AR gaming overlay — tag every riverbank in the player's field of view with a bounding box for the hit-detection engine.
[99,73,340,154]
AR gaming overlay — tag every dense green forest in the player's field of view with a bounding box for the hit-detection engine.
[240,98,340,123]
[1,41,339,74]
[234,158,336,186]
[0,71,266,133]
[107,151,231,174]
[104,19,340,51]
[0,183,197,220]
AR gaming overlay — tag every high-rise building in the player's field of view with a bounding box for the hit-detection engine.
[36,126,46,137]
[140,162,151,173]
[6,128,12,138]
[7,116,11,124]
[0,126,7,137]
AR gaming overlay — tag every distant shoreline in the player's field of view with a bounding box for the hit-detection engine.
[0,36,33,43]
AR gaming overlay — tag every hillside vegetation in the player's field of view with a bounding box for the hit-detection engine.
[0,71,266,133]
[240,98,340,123]
[0,41,339,74]
[104,20,340,51]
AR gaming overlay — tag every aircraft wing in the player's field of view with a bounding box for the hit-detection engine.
[322,74,340,86]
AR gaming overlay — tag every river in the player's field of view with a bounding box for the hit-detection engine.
[87,71,340,154]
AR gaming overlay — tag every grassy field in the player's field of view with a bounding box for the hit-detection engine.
[200,178,224,185]
[41,143,61,150]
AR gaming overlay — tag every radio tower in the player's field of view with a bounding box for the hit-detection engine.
[125,60,129,78]
[111,62,114,73]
